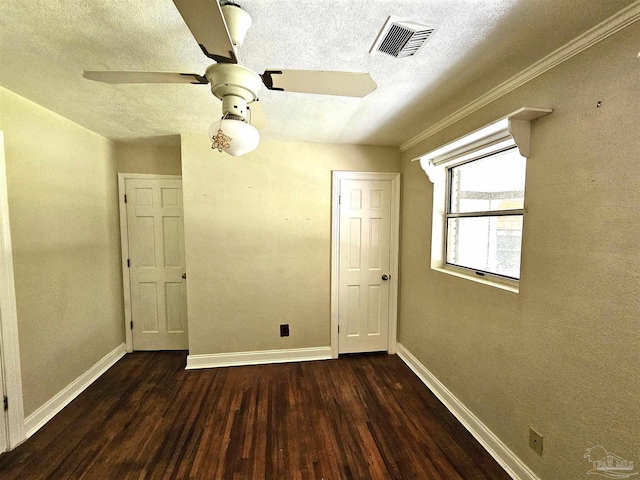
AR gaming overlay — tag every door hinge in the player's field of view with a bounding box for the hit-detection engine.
[338,325,340,334]
[130,321,133,330]
[3,396,8,411]
[127,259,130,268]
[339,195,341,205]
[124,194,127,203]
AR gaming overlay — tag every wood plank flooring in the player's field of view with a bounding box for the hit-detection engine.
[0,352,511,479]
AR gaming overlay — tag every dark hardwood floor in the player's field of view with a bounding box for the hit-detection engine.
[0,352,511,479]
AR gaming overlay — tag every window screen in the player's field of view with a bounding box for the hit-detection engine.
[445,146,526,280]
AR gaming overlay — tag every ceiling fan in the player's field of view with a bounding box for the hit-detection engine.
[84,0,377,156]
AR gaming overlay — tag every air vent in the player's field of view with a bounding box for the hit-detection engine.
[370,17,437,58]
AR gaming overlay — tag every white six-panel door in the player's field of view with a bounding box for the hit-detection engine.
[125,177,188,350]
[338,178,394,354]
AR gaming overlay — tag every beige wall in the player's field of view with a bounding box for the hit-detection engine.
[115,139,181,175]
[399,22,640,479]
[0,87,124,416]
[181,136,401,355]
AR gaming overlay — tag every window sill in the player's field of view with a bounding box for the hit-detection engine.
[432,266,519,293]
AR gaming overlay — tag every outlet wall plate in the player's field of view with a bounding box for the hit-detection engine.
[529,428,543,455]
[280,324,289,337]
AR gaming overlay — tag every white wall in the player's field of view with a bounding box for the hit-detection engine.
[181,136,401,355]
[399,21,640,479]
[0,87,124,416]
[116,139,182,175]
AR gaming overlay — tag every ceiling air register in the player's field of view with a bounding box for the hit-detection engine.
[370,17,438,58]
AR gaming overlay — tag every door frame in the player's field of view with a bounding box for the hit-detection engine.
[0,131,26,449]
[330,171,401,359]
[117,173,183,352]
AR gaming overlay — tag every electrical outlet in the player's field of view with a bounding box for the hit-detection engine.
[280,324,289,337]
[529,428,543,455]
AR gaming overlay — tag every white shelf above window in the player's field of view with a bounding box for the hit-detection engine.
[415,107,552,182]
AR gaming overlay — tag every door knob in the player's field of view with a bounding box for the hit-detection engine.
[182,273,186,279]
[381,275,389,281]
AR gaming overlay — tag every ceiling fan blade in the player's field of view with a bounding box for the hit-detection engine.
[262,70,377,97]
[247,101,267,130]
[83,71,208,84]
[172,0,237,63]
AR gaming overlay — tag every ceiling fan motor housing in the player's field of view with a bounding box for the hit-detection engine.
[205,64,262,120]
[220,2,252,47]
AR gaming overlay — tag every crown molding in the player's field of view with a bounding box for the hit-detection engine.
[400,2,640,152]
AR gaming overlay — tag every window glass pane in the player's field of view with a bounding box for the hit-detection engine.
[449,147,526,214]
[446,215,523,279]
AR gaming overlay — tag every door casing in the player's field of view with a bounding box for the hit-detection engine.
[330,171,400,359]
[0,131,26,449]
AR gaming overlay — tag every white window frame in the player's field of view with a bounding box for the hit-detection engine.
[414,107,552,292]
[444,144,524,284]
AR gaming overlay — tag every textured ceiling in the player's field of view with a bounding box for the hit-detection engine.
[0,0,635,146]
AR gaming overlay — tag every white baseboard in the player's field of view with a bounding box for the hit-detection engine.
[24,343,127,438]
[186,346,332,370]
[396,343,540,480]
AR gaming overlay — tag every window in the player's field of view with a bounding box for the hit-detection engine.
[415,107,552,290]
[445,146,525,280]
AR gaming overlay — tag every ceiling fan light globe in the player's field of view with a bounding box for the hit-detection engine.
[210,118,259,157]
